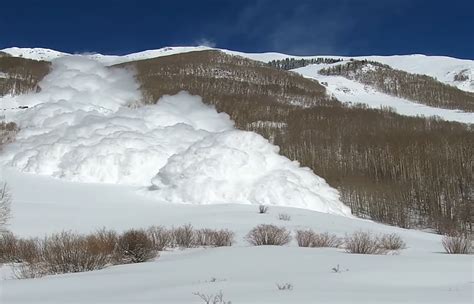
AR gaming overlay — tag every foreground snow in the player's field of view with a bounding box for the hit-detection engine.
[0,169,472,304]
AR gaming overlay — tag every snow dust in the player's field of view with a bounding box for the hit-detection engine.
[0,56,350,215]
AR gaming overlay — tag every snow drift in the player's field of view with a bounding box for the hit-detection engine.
[0,56,350,215]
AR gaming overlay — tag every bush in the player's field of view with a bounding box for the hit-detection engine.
[442,234,471,254]
[116,229,157,263]
[295,230,341,248]
[147,226,174,251]
[344,231,387,255]
[86,228,118,257]
[246,224,291,246]
[173,224,195,248]
[258,205,268,214]
[41,231,111,273]
[278,213,291,221]
[194,229,234,247]
[379,233,406,250]
[0,232,17,263]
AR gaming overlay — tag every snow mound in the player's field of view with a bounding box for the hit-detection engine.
[151,131,350,215]
[1,56,350,215]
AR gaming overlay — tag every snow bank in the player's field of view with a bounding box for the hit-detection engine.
[1,56,350,215]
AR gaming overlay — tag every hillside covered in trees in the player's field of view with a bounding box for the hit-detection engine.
[319,60,474,112]
[121,51,472,234]
[0,56,50,97]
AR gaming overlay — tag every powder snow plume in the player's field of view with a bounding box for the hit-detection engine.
[0,56,350,216]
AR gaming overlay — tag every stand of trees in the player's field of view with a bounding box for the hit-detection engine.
[267,57,343,70]
[319,60,474,112]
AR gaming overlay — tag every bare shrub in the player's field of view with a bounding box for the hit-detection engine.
[276,282,293,290]
[278,213,291,221]
[246,224,291,246]
[41,231,111,273]
[147,226,174,251]
[116,229,157,263]
[211,229,234,247]
[344,231,387,255]
[379,233,406,250]
[195,229,234,247]
[173,224,195,248]
[442,233,471,254]
[258,205,268,214]
[86,228,118,258]
[193,290,231,304]
[0,232,18,263]
[0,183,11,233]
[312,232,342,248]
[295,229,341,248]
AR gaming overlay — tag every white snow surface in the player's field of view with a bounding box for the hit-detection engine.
[0,168,471,304]
[0,56,350,215]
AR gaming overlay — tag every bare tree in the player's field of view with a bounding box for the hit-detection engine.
[0,183,11,234]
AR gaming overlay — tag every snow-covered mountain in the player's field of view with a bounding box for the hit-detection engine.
[2,46,473,124]
[3,46,473,92]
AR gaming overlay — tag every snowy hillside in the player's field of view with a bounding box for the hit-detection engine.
[2,46,473,92]
[292,64,474,124]
[0,56,350,215]
[2,46,473,124]
[0,168,471,304]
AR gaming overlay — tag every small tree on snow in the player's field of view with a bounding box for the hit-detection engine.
[0,183,11,233]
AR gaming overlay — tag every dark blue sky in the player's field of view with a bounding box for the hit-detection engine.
[1,0,473,59]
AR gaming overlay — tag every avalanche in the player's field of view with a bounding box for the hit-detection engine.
[0,56,350,215]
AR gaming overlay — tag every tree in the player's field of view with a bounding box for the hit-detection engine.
[0,183,11,233]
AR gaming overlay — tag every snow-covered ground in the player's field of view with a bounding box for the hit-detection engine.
[293,65,474,124]
[0,168,472,304]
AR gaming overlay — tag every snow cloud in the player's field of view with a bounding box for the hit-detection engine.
[1,56,350,215]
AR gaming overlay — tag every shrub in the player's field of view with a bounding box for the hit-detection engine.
[278,213,291,221]
[276,282,293,291]
[344,231,387,255]
[86,228,118,257]
[147,226,174,251]
[295,229,315,247]
[194,228,234,247]
[0,232,17,263]
[442,234,471,254]
[193,290,231,304]
[211,229,234,247]
[246,224,291,246]
[173,224,195,248]
[295,229,341,248]
[258,205,268,214]
[116,229,157,263]
[379,233,406,250]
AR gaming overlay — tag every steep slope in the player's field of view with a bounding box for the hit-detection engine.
[0,56,350,215]
[318,60,474,112]
[0,55,50,97]
[116,50,334,108]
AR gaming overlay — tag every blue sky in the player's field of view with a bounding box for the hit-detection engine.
[1,0,473,59]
